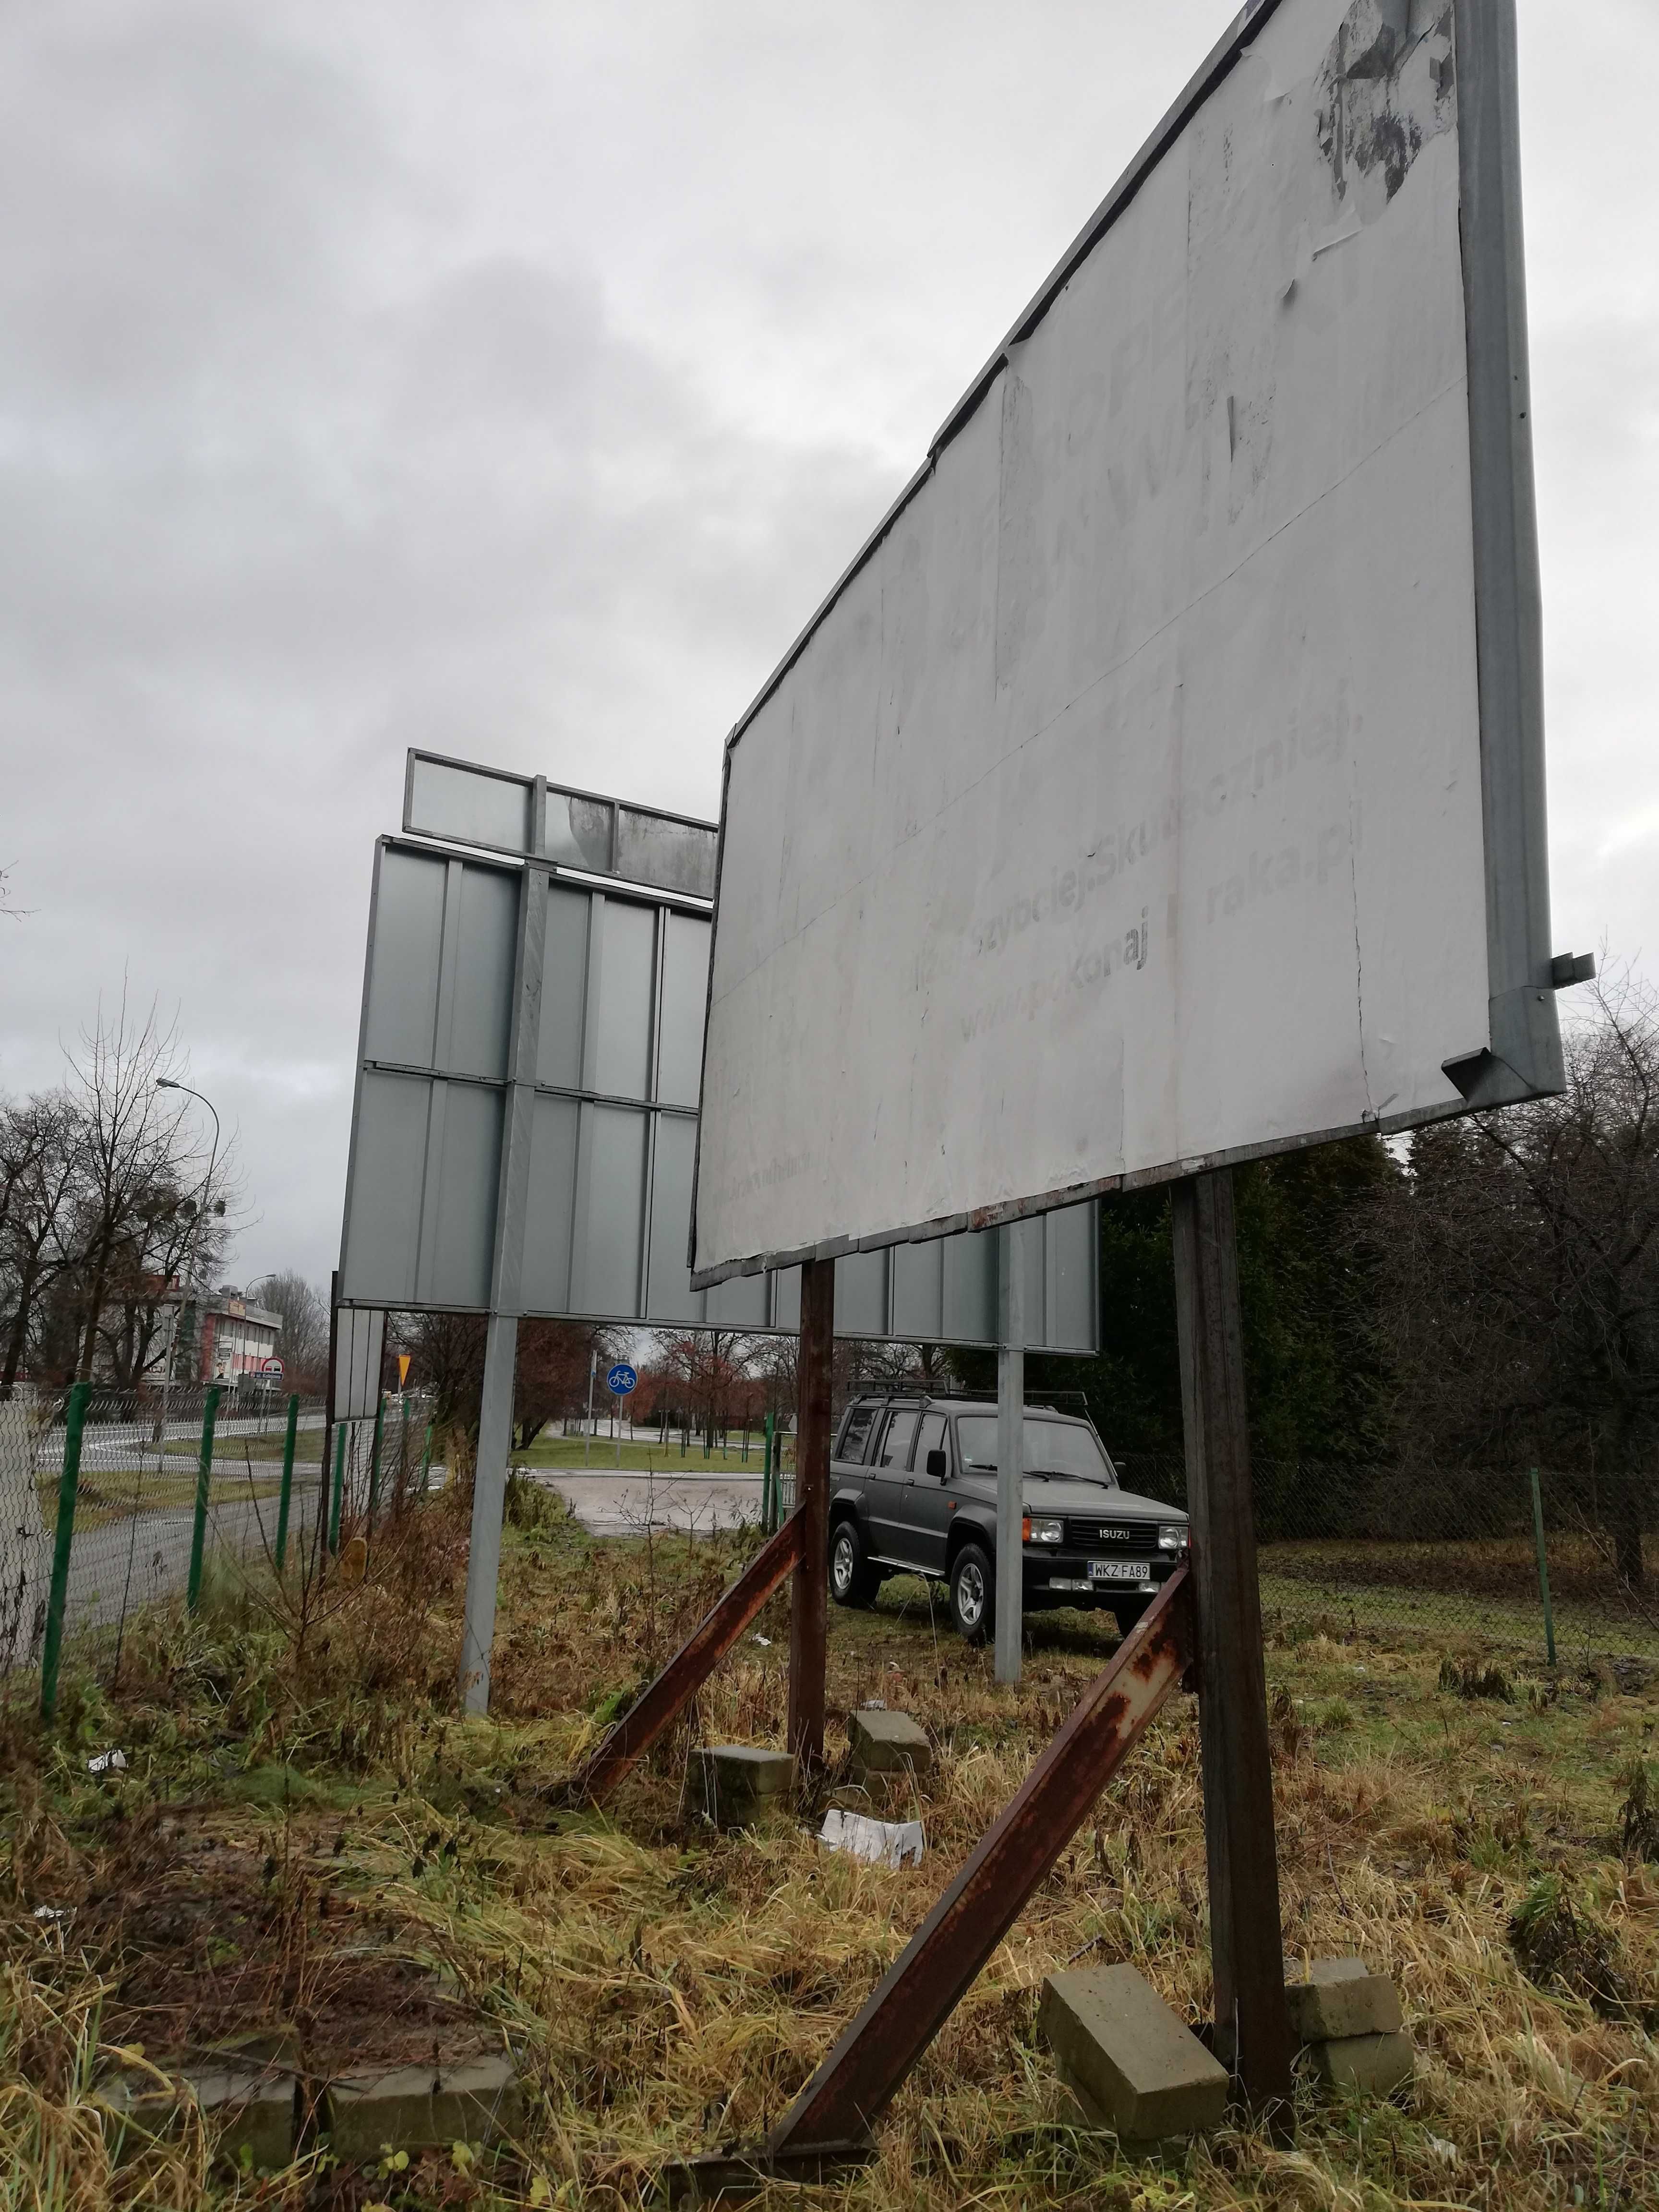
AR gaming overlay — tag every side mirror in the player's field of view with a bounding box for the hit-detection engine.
[926,1449,947,1479]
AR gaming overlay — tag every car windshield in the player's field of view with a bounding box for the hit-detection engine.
[954,1416,1117,1486]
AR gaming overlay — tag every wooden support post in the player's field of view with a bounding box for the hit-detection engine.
[789,1256,833,1771]
[1171,1169,1293,2119]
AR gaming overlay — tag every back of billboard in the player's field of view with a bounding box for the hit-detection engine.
[692,0,1561,1286]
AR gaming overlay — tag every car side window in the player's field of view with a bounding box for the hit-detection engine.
[837,1404,877,1464]
[877,1408,920,1469]
[915,1411,948,1478]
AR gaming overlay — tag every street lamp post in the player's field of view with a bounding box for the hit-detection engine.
[154,1081,220,1469]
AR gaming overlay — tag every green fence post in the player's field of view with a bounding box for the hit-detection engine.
[398,1394,410,1500]
[40,1382,92,1723]
[328,1425,347,1554]
[419,1420,434,1494]
[1530,1467,1557,1667]
[762,1412,776,1533]
[185,1383,225,1615]
[367,1393,386,1529]
[274,1394,300,1572]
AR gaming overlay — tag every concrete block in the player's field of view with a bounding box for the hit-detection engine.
[691,1745,795,1829]
[1285,1958,1403,2044]
[1308,2031,1415,2097]
[188,2066,299,2170]
[1038,1965,1228,2146]
[101,2063,297,2171]
[847,1707,932,1780]
[328,2054,523,2161]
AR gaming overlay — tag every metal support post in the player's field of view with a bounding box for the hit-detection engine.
[789,1257,833,1771]
[585,1347,595,1466]
[573,1508,806,1803]
[995,1222,1026,1685]
[454,823,546,1712]
[275,1394,299,1571]
[420,1419,434,1493]
[1530,1467,1556,1666]
[459,1311,519,1714]
[328,1425,347,1553]
[185,1382,225,1614]
[763,1412,776,1533]
[1171,1170,1293,2119]
[40,1381,91,1722]
[367,1390,386,1528]
[398,1393,410,1502]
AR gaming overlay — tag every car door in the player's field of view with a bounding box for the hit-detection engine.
[865,1406,921,1563]
[895,1409,953,1575]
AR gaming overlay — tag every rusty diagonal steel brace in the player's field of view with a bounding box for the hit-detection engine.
[670,1563,1195,2200]
[569,1507,805,1805]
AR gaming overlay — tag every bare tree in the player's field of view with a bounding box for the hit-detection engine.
[258,1270,328,1391]
[1373,965,1659,1582]
[59,993,239,1384]
[0,1095,84,1395]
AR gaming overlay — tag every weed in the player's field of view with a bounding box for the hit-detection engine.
[1440,1654,1515,1701]
[1508,1873,1644,2021]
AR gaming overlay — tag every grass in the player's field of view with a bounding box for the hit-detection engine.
[3,1476,1658,2210]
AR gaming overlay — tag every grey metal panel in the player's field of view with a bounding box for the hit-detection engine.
[943,1229,997,1346]
[644,1110,701,1323]
[521,1093,580,1313]
[578,1104,649,1318]
[450,863,519,1081]
[658,912,711,1108]
[616,806,718,901]
[834,1249,888,1338]
[363,847,447,1069]
[771,1265,802,1333]
[1046,1202,1097,1355]
[592,897,657,1102]
[341,1071,431,1301]
[537,884,591,1089]
[430,1082,504,1308]
[891,1239,943,1340]
[705,1269,768,1328]
[545,788,614,874]
[408,754,532,854]
[1018,1216,1046,1350]
[333,1306,386,1419]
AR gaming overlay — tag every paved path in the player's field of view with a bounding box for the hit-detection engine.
[536,1468,771,1537]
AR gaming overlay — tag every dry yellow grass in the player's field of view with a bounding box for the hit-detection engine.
[3,1481,1657,2210]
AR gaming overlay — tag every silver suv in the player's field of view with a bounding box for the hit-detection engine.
[827,1394,1188,1645]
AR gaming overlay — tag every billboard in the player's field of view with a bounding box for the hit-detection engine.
[337,761,1099,1352]
[691,0,1563,1288]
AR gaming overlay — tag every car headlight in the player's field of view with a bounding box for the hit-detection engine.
[1158,1523,1188,1551]
[1023,1515,1065,1545]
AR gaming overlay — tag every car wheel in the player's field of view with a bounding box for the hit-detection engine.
[830,1519,878,1608]
[949,1541,994,1646]
[1111,1598,1150,1638]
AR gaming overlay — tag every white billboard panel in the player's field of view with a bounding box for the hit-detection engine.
[692,0,1562,1286]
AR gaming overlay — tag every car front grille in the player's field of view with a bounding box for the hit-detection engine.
[1063,1518,1158,1553]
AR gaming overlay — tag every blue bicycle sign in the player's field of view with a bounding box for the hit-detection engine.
[606,1363,638,1396]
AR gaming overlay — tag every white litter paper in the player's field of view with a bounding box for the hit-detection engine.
[85,1749,127,1774]
[818,1808,925,1870]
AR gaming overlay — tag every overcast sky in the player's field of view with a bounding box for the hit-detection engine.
[2,0,1654,1294]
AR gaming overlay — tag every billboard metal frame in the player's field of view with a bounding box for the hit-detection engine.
[688,0,1567,1292]
[337,820,1099,1353]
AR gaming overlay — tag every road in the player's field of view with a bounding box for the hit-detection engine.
[534,1467,774,1537]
